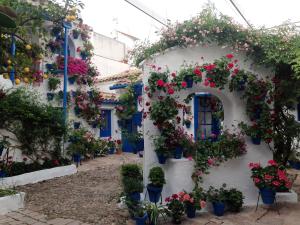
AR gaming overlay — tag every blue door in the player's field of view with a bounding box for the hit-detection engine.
[121,119,137,153]
[194,94,221,141]
[100,110,111,137]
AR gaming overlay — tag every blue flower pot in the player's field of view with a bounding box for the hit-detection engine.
[237,80,246,91]
[87,91,93,98]
[91,122,97,128]
[72,91,77,97]
[73,122,80,129]
[147,184,162,203]
[47,93,54,101]
[73,153,81,163]
[0,171,6,178]
[133,112,142,127]
[136,139,144,152]
[174,147,183,159]
[129,192,141,202]
[251,137,261,145]
[184,76,193,88]
[156,153,167,164]
[46,63,54,71]
[74,107,80,116]
[109,148,115,155]
[135,213,148,225]
[289,160,300,170]
[185,123,191,128]
[73,32,79,39]
[80,52,87,60]
[186,205,196,218]
[134,85,143,96]
[260,188,276,205]
[212,202,225,216]
[68,77,76,85]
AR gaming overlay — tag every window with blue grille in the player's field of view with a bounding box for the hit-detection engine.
[100,110,111,137]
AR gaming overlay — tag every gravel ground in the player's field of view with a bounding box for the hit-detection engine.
[17,154,142,225]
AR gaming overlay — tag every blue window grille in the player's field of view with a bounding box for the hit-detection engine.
[194,93,221,141]
[100,110,111,137]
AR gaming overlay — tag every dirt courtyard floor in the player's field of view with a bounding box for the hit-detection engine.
[16,154,300,225]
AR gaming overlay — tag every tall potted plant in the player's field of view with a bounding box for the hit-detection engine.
[147,167,165,203]
[121,164,143,202]
[153,136,170,164]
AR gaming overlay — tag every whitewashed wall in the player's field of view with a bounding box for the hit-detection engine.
[142,44,273,205]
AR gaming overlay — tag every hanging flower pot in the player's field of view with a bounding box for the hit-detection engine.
[251,137,261,145]
[87,91,93,98]
[73,153,81,167]
[72,30,80,39]
[174,146,183,159]
[260,188,276,205]
[108,148,115,155]
[0,170,6,178]
[136,139,144,152]
[91,121,98,128]
[237,80,246,91]
[134,213,148,225]
[47,92,54,101]
[68,76,76,85]
[133,112,142,126]
[80,52,88,60]
[129,192,141,202]
[212,202,225,216]
[73,122,80,129]
[74,107,81,116]
[134,84,143,96]
[147,184,162,203]
[186,204,196,218]
[184,76,193,88]
[156,153,167,164]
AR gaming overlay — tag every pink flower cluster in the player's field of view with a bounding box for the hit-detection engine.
[57,56,88,77]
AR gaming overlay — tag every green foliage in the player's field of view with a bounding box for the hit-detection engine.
[224,188,244,212]
[144,202,165,225]
[165,194,185,224]
[121,164,143,194]
[0,88,66,159]
[0,189,17,197]
[115,85,136,120]
[153,135,171,157]
[148,70,169,94]
[206,184,227,203]
[48,77,61,91]
[148,166,165,187]
[150,97,178,123]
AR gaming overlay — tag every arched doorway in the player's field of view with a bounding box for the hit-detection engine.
[194,92,224,141]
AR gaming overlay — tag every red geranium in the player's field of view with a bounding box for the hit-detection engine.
[157,79,165,87]
[226,54,234,59]
[181,81,187,88]
[168,88,175,95]
[227,63,234,69]
[193,67,202,76]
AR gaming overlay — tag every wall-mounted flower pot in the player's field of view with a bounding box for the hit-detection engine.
[135,139,144,152]
[129,192,141,202]
[135,213,148,225]
[289,160,300,170]
[46,63,54,71]
[87,91,93,98]
[80,52,88,60]
[251,137,261,145]
[73,122,80,129]
[147,184,162,203]
[212,202,225,216]
[68,77,76,85]
[74,107,80,116]
[174,147,183,159]
[156,153,167,164]
[0,171,6,178]
[47,92,54,101]
[184,76,193,88]
[72,32,79,39]
[108,148,115,155]
[134,85,143,96]
[133,112,142,127]
[185,122,191,128]
[91,122,98,128]
[237,80,246,91]
[186,204,196,218]
[260,188,276,205]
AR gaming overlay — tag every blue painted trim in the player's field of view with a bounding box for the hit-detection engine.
[100,110,112,137]
[194,96,198,141]
[10,35,15,85]
[102,99,120,105]
[109,84,128,90]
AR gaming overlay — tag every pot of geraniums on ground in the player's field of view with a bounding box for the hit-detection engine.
[288,151,300,170]
[165,193,185,224]
[147,166,165,203]
[106,137,116,154]
[249,160,292,204]
[121,164,143,202]
[206,184,227,216]
[153,135,170,164]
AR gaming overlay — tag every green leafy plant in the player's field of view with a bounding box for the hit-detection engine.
[115,86,137,120]
[48,77,61,91]
[153,135,171,158]
[148,167,165,187]
[206,184,227,203]
[144,202,166,225]
[224,188,244,212]
[165,193,185,224]
[121,164,143,194]
[0,189,17,197]
[150,97,178,123]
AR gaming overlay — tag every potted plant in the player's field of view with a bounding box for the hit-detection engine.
[145,202,165,225]
[176,63,203,89]
[116,87,137,120]
[121,164,143,202]
[229,70,249,92]
[147,167,165,203]
[249,160,292,204]
[153,136,170,164]
[288,151,300,170]
[239,122,262,145]
[165,193,185,224]
[107,137,116,154]
[51,26,62,37]
[48,77,61,91]
[68,76,76,85]
[47,92,54,101]
[183,119,191,128]
[206,184,227,216]
[150,97,178,124]
[179,188,206,219]
[133,204,148,225]
[72,29,80,39]
[224,188,244,212]
[73,121,81,129]
[115,139,122,154]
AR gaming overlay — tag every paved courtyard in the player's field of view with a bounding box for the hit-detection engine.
[0,154,296,225]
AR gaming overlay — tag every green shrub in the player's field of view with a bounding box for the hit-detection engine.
[121,164,143,194]
[148,166,165,187]
[48,77,61,91]
[224,188,244,212]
